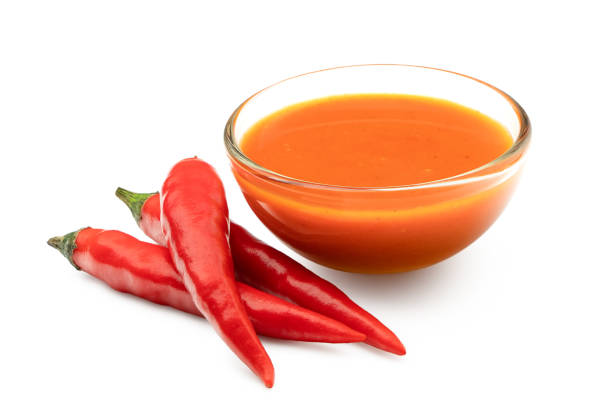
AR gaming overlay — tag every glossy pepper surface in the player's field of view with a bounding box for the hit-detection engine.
[47,228,366,343]
[160,158,274,387]
[116,188,405,355]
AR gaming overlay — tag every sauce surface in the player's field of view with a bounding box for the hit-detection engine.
[240,94,513,187]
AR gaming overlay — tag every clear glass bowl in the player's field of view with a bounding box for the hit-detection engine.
[225,65,531,273]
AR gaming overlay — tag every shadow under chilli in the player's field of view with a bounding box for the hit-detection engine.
[261,337,353,355]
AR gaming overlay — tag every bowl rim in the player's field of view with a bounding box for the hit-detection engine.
[224,64,531,192]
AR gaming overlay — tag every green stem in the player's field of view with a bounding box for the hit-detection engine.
[47,228,86,270]
[115,187,157,223]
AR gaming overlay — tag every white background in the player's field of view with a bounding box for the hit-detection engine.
[1,1,610,407]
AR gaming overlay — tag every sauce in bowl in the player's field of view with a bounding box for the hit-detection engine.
[227,65,530,274]
[241,94,513,187]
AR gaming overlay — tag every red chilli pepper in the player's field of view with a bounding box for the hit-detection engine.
[116,188,406,355]
[160,158,274,387]
[47,228,366,344]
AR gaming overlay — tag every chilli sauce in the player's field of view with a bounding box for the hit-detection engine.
[240,94,513,187]
[233,94,518,273]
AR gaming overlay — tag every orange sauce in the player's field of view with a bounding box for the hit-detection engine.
[234,94,518,273]
[241,94,513,187]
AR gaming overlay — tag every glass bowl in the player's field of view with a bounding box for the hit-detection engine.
[225,65,531,273]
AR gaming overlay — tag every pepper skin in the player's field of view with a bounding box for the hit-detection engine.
[161,158,273,387]
[116,188,405,355]
[47,228,366,344]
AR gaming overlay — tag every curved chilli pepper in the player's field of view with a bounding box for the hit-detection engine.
[231,224,406,355]
[116,188,406,355]
[161,158,273,387]
[47,228,366,344]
